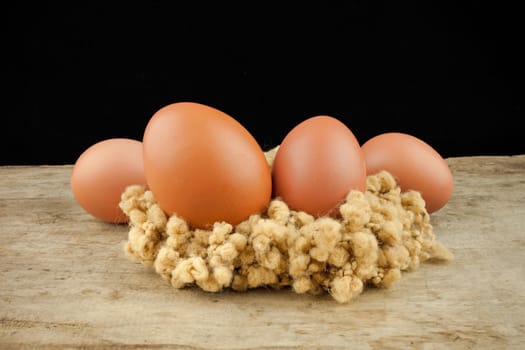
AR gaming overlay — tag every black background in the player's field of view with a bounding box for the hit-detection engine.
[4,2,524,165]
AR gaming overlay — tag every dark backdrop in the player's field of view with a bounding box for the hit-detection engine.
[4,2,524,165]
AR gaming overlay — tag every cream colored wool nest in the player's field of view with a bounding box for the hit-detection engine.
[119,146,453,303]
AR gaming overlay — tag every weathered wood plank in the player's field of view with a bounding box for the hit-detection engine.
[1,156,524,349]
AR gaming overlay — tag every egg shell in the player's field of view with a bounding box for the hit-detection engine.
[70,138,147,223]
[361,132,453,213]
[272,115,367,217]
[142,101,272,229]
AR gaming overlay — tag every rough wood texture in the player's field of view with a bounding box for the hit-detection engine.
[1,155,524,349]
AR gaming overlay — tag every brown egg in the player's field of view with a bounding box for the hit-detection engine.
[361,132,454,213]
[142,101,272,229]
[70,138,147,223]
[272,115,367,217]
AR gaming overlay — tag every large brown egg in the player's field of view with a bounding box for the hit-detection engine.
[272,115,367,217]
[361,132,454,213]
[142,102,272,229]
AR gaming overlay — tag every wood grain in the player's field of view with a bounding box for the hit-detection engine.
[1,156,524,349]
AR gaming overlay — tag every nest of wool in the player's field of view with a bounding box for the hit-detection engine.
[119,147,453,303]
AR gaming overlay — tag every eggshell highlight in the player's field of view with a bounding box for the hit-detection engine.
[142,102,272,229]
[272,115,367,217]
[70,138,147,223]
[361,132,453,213]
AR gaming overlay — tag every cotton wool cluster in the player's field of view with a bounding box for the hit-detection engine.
[119,148,453,303]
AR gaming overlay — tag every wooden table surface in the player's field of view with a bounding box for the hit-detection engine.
[1,155,524,349]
